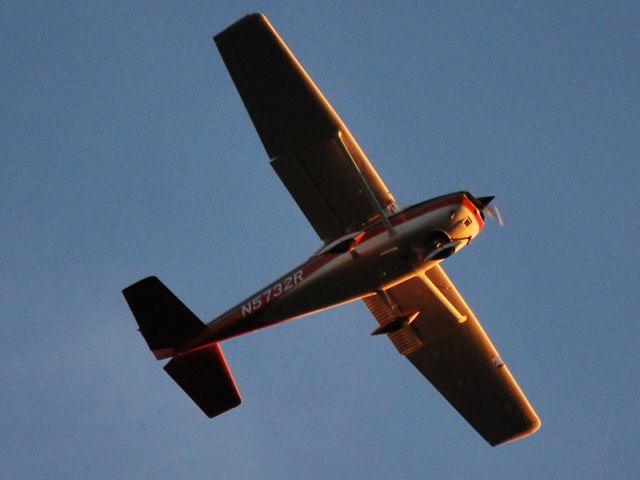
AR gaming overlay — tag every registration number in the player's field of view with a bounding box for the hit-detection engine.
[241,270,304,318]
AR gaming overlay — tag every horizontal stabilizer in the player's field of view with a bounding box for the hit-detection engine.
[164,344,242,418]
[122,276,204,359]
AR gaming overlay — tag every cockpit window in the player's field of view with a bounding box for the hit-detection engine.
[317,231,365,256]
[326,238,356,254]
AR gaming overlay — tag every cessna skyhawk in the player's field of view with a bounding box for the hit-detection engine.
[123,13,541,446]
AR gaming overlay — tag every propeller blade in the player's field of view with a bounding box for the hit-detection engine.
[465,192,503,225]
[485,204,504,226]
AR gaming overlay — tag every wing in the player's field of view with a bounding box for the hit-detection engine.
[215,14,396,242]
[364,265,541,446]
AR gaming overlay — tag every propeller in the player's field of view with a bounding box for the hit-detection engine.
[485,205,503,225]
[473,195,504,226]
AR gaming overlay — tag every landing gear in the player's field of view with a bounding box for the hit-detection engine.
[407,231,456,265]
[423,231,456,261]
[425,230,450,250]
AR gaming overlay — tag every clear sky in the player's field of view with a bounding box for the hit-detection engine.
[2,1,638,478]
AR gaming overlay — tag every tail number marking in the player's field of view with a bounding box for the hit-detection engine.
[241,270,303,318]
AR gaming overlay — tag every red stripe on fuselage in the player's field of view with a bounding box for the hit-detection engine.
[361,193,484,241]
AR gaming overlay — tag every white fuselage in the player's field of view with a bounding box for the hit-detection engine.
[180,192,484,351]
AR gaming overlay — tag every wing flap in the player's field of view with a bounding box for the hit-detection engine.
[271,151,345,240]
[271,137,388,239]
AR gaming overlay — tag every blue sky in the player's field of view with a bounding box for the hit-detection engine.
[2,1,638,478]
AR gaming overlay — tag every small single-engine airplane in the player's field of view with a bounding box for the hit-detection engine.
[123,13,541,446]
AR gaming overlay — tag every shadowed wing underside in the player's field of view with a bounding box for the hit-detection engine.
[214,14,396,242]
[364,265,541,446]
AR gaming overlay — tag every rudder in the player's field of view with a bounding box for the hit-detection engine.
[123,276,204,359]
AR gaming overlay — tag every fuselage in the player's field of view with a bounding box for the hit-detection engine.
[180,192,485,352]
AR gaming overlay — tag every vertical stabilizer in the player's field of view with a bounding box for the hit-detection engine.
[123,277,242,417]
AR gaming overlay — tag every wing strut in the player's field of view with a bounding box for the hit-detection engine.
[335,131,396,234]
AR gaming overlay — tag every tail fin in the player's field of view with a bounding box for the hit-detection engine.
[123,276,204,359]
[122,276,242,418]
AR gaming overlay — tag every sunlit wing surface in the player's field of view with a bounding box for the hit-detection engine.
[214,14,396,242]
[364,265,541,446]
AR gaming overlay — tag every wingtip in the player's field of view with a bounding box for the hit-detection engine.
[214,13,269,44]
[122,275,160,296]
[489,416,542,447]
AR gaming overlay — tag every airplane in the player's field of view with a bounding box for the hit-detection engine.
[123,13,541,447]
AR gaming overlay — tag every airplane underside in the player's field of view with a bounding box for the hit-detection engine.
[179,193,478,348]
[122,13,540,447]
